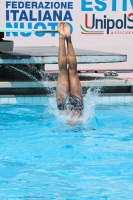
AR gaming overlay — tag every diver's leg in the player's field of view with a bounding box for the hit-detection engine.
[56,22,69,105]
[64,24,82,98]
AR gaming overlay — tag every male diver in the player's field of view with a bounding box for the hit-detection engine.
[56,22,84,122]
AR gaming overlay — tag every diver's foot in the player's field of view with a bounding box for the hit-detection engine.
[57,22,66,39]
[64,23,71,37]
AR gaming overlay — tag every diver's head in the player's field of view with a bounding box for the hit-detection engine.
[67,110,83,126]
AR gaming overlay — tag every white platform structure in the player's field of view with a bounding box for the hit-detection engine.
[0,28,127,70]
[0,28,131,97]
[0,46,127,65]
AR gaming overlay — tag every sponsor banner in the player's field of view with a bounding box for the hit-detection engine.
[0,0,133,70]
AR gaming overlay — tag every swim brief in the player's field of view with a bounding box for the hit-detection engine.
[57,95,84,111]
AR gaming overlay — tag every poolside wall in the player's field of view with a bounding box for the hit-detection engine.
[0,94,133,105]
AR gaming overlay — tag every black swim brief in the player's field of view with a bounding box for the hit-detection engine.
[57,95,84,111]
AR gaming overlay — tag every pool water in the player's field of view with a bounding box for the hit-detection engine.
[0,100,133,199]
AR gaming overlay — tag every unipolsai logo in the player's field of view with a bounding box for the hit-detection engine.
[80,0,133,35]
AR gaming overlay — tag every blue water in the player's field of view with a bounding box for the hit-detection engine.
[0,100,133,199]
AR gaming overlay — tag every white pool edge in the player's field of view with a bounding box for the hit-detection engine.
[0,95,133,105]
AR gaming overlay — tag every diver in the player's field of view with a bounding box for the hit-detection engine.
[56,22,84,123]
